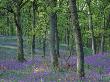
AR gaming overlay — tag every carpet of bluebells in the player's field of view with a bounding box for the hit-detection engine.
[0,36,110,82]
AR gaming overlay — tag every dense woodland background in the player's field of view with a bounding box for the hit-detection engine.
[0,0,110,81]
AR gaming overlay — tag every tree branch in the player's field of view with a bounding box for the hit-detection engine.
[20,0,30,9]
[0,7,15,15]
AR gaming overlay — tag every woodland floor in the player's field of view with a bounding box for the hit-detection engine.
[0,36,110,82]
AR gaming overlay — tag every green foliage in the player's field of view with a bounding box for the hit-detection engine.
[83,47,92,55]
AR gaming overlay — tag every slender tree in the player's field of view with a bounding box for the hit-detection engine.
[86,0,96,54]
[100,13,105,53]
[55,26,60,57]
[50,0,59,69]
[31,0,36,59]
[14,1,25,62]
[69,0,85,78]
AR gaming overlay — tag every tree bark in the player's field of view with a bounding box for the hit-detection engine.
[31,0,36,58]
[50,0,59,69]
[69,0,85,78]
[106,13,110,50]
[43,30,46,57]
[67,28,70,46]
[14,6,25,62]
[10,18,14,36]
[100,14,105,53]
[55,27,60,57]
[87,1,96,55]
[7,12,10,36]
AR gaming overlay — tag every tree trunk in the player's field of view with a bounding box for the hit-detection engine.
[7,12,10,36]
[69,0,85,78]
[87,1,96,55]
[50,0,59,69]
[55,27,60,57]
[15,7,25,62]
[100,14,105,53]
[7,13,14,36]
[100,35,104,52]
[67,28,70,46]
[43,30,46,57]
[64,28,67,44]
[31,0,36,58]
[10,21,14,36]
[106,13,110,51]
